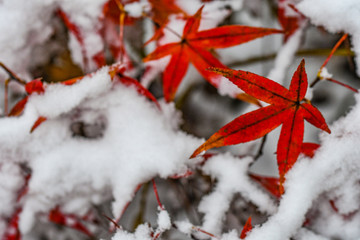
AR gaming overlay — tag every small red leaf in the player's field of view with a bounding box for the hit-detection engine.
[30,116,47,133]
[278,0,305,41]
[240,216,252,239]
[249,173,281,198]
[8,97,28,117]
[25,79,44,95]
[301,142,320,158]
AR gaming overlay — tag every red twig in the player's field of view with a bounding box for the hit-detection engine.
[192,226,219,239]
[321,34,348,69]
[152,179,164,210]
[103,214,121,229]
[326,78,358,93]
[152,231,161,240]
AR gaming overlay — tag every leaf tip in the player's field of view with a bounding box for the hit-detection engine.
[324,125,331,134]
[300,58,306,67]
[30,116,47,133]
[196,5,205,16]
[189,147,204,159]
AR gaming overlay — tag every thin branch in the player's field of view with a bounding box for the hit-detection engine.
[152,179,164,210]
[326,78,358,93]
[320,34,348,69]
[0,62,27,85]
[254,134,268,162]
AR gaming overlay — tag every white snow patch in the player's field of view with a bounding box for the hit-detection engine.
[157,208,171,231]
[199,154,276,235]
[318,67,333,80]
[297,0,360,75]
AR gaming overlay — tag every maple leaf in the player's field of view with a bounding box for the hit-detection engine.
[278,0,305,41]
[144,0,187,45]
[300,142,320,158]
[102,0,138,25]
[143,6,283,101]
[249,173,281,198]
[191,60,331,190]
[249,142,320,198]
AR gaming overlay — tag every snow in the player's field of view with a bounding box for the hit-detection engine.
[198,154,276,235]
[0,162,23,217]
[245,93,360,239]
[217,76,243,97]
[111,224,152,240]
[175,220,193,235]
[157,208,171,232]
[124,1,151,18]
[0,0,107,84]
[1,0,360,239]
[318,67,333,80]
[297,0,360,75]
[0,65,203,235]
[221,230,240,240]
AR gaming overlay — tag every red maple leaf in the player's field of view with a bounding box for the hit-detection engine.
[191,60,330,192]
[144,0,187,45]
[143,6,283,101]
[278,0,305,41]
[249,173,281,199]
[249,142,320,198]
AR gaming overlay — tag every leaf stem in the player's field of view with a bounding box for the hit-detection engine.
[152,179,164,210]
[326,78,358,93]
[320,34,348,70]
[0,62,27,85]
